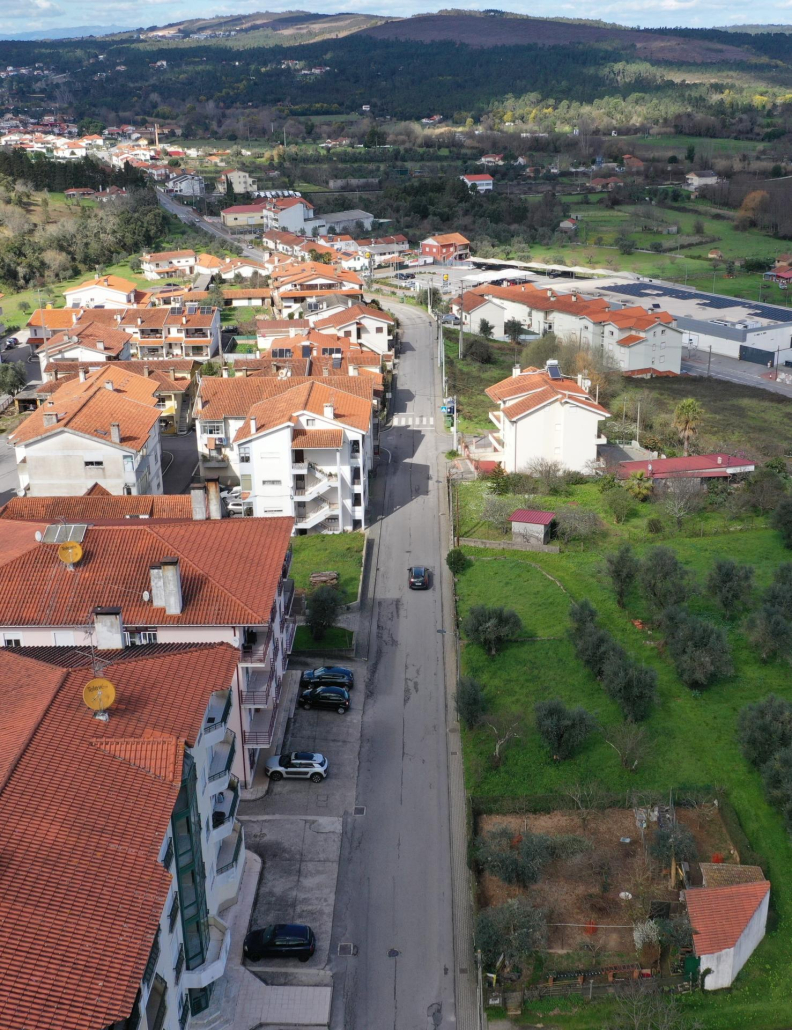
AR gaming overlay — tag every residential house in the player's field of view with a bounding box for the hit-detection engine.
[63,273,140,308]
[485,360,610,473]
[216,257,269,281]
[686,170,719,191]
[559,217,579,233]
[10,366,165,496]
[479,153,504,166]
[616,453,756,488]
[453,291,509,338]
[118,303,222,360]
[221,196,316,234]
[590,176,623,191]
[261,229,306,255]
[26,307,85,342]
[0,510,296,786]
[271,263,365,317]
[460,173,494,193]
[195,378,374,531]
[0,641,247,1030]
[420,232,472,263]
[255,319,311,349]
[141,249,198,280]
[686,881,770,990]
[311,303,395,356]
[0,488,195,521]
[167,171,206,196]
[34,319,133,374]
[622,154,644,172]
[216,169,257,194]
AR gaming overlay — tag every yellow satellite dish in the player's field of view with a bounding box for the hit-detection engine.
[58,541,83,566]
[83,677,116,712]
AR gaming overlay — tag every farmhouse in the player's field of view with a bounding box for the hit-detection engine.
[685,880,770,990]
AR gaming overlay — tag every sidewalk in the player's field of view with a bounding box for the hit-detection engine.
[191,850,333,1030]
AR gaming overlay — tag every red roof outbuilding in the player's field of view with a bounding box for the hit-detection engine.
[686,881,770,957]
[509,509,555,526]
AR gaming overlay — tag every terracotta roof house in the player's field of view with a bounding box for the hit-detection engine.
[0,641,246,1030]
[63,273,140,308]
[616,453,756,485]
[9,366,165,497]
[421,232,472,262]
[685,881,770,989]
[460,173,494,193]
[485,360,610,473]
[0,513,295,787]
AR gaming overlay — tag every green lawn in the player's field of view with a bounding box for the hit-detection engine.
[443,331,516,434]
[289,531,365,605]
[292,625,354,650]
[456,527,792,1029]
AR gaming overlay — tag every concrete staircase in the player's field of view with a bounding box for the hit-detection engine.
[177,400,192,435]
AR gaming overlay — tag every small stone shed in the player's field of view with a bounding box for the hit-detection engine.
[508,508,555,545]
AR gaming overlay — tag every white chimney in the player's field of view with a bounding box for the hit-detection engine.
[110,422,121,444]
[43,412,58,426]
[190,481,207,520]
[93,606,124,649]
[160,557,183,615]
[250,416,257,433]
[221,365,230,377]
[349,364,359,376]
[104,380,113,391]
[78,368,87,382]
[149,564,165,607]
[324,402,335,419]
[96,340,104,351]
[717,455,722,465]
[512,364,521,378]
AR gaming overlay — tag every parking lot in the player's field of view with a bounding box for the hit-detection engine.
[240,656,364,978]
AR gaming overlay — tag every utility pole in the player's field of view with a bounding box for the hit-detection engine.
[453,394,458,453]
[707,345,712,376]
[458,277,465,359]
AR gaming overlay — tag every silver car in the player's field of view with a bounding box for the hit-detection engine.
[265,752,328,783]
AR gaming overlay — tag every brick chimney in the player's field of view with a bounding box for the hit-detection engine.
[205,476,222,520]
[110,422,121,444]
[43,412,58,426]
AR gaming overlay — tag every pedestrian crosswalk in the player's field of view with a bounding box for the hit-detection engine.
[391,415,435,427]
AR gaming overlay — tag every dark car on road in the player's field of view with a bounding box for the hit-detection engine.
[395,272,415,281]
[300,666,354,690]
[300,685,350,713]
[244,924,316,962]
[408,566,430,590]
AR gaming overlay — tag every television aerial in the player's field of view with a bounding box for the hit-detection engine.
[83,677,116,722]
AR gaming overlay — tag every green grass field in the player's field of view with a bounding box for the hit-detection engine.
[456,526,792,1029]
[292,625,354,650]
[289,531,365,605]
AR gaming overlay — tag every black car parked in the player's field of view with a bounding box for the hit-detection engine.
[300,685,350,713]
[300,666,354,690]
[408,566,430,590]
[244,924,316,962]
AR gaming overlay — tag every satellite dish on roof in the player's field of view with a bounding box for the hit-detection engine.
[83,677,116,721]
[58,540,83,567]
[142,589,151,602]
[34,531,42,542]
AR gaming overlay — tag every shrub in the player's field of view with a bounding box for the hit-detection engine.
[601,655,658,722]
[477,318,494,339]
[748,605,791,662]
[467,337,493,364]
[598,472,617,493]
[706,559,754,617]
[646,517,664,535]
[625,470,653,501]
[526,457,567,494]
[650,824,698,863]
[603,488,636,524]
[486,464,510,496]
[463,605,523,655]
[476,899,547,969]
[456,676,487,727]
[554,507,604,542]
[482,495,517,534]
[738,695,792,768]
[605,544,639,607]
[640,547,693,611]
[446,548,469,576]
[475,825,527,885]
[575,624,626,679]
[772,495,792,546]
[548,834,591,859]
[764,563,792,619]
[661,606,733,688]
[534,698,597,760]
[761,745,792,821]
[305,585,341,641]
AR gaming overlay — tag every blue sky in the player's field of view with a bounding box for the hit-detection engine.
[3,0,791,38]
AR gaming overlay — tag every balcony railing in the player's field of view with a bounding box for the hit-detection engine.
[282,549,292,579]
[241,665,275,706]
[209,733,236,782]
[242,706,278,747]
[217,823,244,875]
[142,930,161,987]
[203,690,232,736]
[240,624,273,664]
[281,579,295,617]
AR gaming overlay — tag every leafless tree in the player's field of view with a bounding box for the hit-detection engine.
[525,457,565,494]
[605,724,652,772]
[484,713,524,767]
[663,479,702,529]
[609,981,702,1030]
[563,781,602,829]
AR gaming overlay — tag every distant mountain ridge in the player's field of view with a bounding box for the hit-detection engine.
[2,25,133,40]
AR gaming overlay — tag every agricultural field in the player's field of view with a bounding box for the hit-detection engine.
[455,518,792,1029]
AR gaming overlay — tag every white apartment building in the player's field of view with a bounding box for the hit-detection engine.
[63,273,140,307]
[10,366,164,496]
[196,377,374,532]
[0,510,296,787]
[141,249,198,280]
[0,642,247,1030]
[486,361,610,473]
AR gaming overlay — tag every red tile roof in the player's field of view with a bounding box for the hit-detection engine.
[0,517,293,627]
[487,366,609,421]
[313,303,395,329]
[0,494,193,522]
[509,508,555,525]
[617,454,755,480]
[292,428,344,449]
[686,881,770,957]
[0,642,240,1030]
[64,273,137,295]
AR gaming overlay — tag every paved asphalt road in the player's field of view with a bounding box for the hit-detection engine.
[329,302,457,1030]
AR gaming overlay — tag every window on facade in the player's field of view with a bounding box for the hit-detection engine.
[354,493,362,506]
[262,479,281,486]
[305,418,316,427]
[375,326,384,333]
[321,347,342,356]
[239,446,251,463]
[84,459,104,469]
[271,348,292,359]
[240,474,252,491]
[3,636,21,648]
[202,422,223,435]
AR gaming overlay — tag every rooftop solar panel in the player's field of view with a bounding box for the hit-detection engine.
[601,284,792,322]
